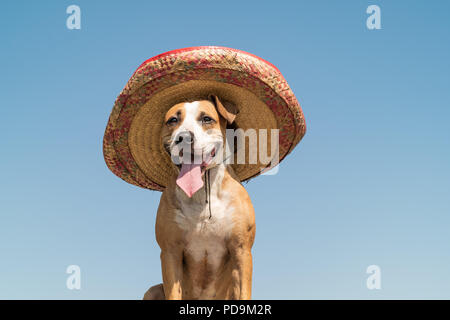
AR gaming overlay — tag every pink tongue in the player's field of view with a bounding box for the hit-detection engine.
[176,163,204,197]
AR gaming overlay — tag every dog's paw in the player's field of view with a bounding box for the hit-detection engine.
[143,283,165,300]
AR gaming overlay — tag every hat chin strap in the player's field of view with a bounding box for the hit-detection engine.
[204,169,212,219]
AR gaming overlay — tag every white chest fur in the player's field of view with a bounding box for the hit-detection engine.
[174,165,234,274]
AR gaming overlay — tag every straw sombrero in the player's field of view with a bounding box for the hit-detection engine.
[103,46,306,191]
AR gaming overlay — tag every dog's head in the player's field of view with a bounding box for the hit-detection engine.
[162,95,237,174]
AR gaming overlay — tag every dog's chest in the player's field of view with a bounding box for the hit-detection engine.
[174,190,234,268]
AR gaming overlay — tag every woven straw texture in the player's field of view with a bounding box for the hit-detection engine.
[103,46,306,191]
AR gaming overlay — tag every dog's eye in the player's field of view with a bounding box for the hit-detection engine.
[166,117,178,126]
[202,116,214,124]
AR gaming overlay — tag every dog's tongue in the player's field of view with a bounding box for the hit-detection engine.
[176,162,203,198]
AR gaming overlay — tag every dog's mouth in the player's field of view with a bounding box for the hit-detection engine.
[175,147,216,198]
[176,147,216,172]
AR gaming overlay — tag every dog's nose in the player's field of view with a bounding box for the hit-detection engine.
[175,131,194,145]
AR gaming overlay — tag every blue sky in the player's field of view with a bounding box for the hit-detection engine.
[1,0,449,299]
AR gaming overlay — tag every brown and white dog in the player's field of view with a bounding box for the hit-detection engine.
[143,96,256,300]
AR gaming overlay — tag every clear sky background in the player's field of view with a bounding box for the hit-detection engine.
[1,0,449,299]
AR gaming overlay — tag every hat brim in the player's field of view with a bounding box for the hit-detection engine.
[103,46,306,191]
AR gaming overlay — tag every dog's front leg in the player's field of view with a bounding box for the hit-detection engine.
[160,250,183,300]
[230,247,253,300]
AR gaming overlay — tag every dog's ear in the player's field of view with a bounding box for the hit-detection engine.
[210,95,238,124]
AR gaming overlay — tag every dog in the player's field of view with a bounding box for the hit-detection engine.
[143,95,256,300]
